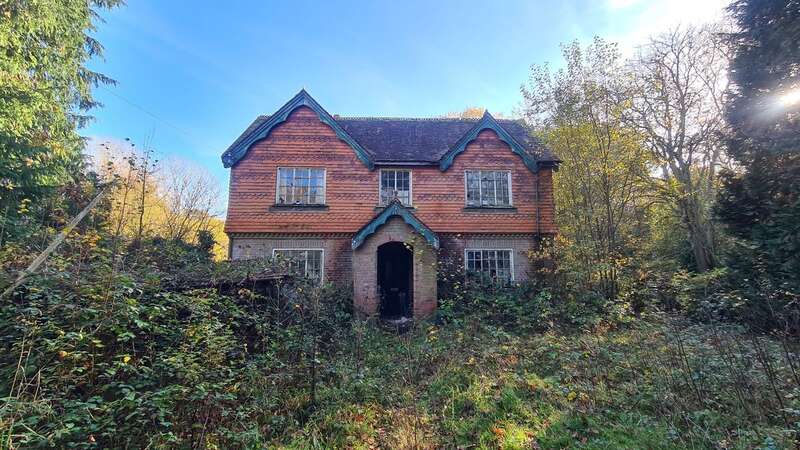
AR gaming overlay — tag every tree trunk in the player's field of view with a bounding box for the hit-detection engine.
[679,194,716,272]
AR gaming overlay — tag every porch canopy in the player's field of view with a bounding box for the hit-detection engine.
[351,198,439,250]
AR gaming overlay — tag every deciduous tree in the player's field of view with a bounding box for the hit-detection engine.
[157,159,220,243]
[624,26,729,272]
[523,38,651,299]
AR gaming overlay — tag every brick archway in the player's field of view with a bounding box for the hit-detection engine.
[352,217,438,319]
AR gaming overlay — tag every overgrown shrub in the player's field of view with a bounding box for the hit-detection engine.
[0,220,353,448]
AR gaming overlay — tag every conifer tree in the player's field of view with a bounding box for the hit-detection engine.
[718,0,800,289]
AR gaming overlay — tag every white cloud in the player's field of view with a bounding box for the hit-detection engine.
[606,0,729,53]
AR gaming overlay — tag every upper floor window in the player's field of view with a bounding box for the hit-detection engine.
[465,170,511,207]
[273,248,323,282]
[277,168,325,205]
[380,170,412,206]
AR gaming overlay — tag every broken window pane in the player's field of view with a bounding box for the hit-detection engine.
[465,249,513,284]
[380,170,412,206]
[465,170,511,207]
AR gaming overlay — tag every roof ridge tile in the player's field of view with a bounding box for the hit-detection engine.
[335,115,479,122]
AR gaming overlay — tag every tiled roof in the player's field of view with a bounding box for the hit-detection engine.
[335,116,557,163]
[226,114,557,164]
[221,90,559,169]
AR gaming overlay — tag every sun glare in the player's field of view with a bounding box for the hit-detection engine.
[778,89,800,107]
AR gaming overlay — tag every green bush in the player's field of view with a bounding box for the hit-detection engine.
[0,226,353,448]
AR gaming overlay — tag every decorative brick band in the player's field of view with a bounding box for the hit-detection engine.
[456,232,557,241]
[227,232,353,239]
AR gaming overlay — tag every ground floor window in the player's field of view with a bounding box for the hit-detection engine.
[272,249,323,282]
[465,249,513,284]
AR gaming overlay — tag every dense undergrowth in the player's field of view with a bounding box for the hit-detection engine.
[0,180,796,449]
[0,174,797,449]
[2,239,798,449]
[293,314,799,449]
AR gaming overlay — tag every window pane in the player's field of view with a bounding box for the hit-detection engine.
[380,171,392,204]
[277,168,326,205]
[281,168,295,204]
[466,171,480,205]
[308,250,322,279]
[382,171,395,190]
[498,250,512,282]
[480,172,495,206]
[398,191,410,204]
[396,171,410,205]
[397,171,409,191]
[274,249,323,282]
[308,185,320,204]
[465,249,512,284]
[380,170,411,205]
[296,169,310,204]
[309,169,325,204]
[497,251,511,281]
[496,172,510,206]
[278,185,288,204]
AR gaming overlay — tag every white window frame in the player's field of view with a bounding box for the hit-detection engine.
[275,167,327,205]
[463,170,513,207]
[378,169,413,206]
[464,248,515,282]
[272,248,325,283]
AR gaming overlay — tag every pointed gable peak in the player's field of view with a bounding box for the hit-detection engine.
[221,90,374,169]
[438,110,541,173]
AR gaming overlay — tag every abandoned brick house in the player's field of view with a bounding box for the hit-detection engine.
[222,90,559,319]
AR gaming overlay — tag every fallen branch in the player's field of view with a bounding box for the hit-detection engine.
[1,186,108,299]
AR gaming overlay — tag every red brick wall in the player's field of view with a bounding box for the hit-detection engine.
[225,106,557,235]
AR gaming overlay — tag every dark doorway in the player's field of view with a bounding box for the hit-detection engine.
[377,242,413,319]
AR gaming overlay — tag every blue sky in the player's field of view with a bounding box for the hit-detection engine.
[84,0,726,210]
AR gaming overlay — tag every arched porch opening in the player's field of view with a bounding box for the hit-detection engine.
[377,242,413,319]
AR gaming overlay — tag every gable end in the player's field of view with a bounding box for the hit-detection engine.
[438,111,540,173]
[221,90,375,169]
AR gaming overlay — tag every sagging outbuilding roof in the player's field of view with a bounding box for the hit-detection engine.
[221,90,559,171]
